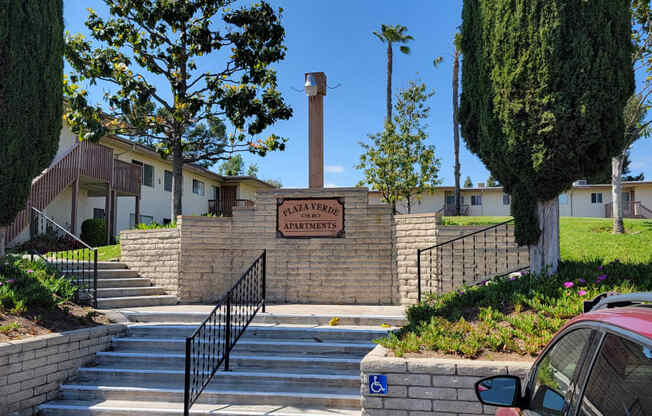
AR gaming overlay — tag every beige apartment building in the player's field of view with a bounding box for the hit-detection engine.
[6,125,273,247]
[369,181,652,218]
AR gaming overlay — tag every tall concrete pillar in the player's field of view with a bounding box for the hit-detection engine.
[305,72,326,189]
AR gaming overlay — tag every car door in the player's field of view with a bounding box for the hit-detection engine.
[520,327,600,416]
[575,331,652,416]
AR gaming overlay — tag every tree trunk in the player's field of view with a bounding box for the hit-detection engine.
[407,195,411,214]
[171,144,184,220]
[452,50,461,217]
[0,226,6,257]
[612,154,625,234]
[529,197,560,276]
[386,42,393,122]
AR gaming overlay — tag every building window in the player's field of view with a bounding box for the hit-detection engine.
[591,192,603,204]
[503,194,510,205]
[93,208,105,219]
[129,214,154,228]
[132,160,154,187]
[164,170,173,192]
[192,179,205,196]
[559,193,569,205]
[446,195,464,205]
[471,195,482,206]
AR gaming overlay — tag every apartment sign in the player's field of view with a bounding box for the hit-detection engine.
[277,198,344,238]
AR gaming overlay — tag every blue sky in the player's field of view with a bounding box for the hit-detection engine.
[63,1,651,188]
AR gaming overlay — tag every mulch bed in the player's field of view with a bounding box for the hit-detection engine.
[0,302,110,342]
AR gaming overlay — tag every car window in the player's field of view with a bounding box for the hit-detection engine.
[526,329,595,416]
[579,334,652,416]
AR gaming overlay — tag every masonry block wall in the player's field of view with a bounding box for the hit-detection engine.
[0,324,127,416]
[120,228,180,296]
[361,345,531,416]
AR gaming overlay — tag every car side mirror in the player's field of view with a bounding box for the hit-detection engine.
[475,375,522,407]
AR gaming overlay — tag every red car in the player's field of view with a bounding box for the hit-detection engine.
[475,292,652,416]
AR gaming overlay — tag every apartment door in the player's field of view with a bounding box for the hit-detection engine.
[221,186,237,216]
[622,190,632,216]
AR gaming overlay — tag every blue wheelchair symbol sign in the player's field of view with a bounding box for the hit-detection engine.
[368,375,387,395]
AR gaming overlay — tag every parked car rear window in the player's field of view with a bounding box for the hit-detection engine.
[579,334,652,416]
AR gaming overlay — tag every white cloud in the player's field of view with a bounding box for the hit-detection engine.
[325,183,338,188]
[325,165,345,174]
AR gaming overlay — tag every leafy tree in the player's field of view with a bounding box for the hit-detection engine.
[218,154,245,176]
[463,176,473,188]
[460,0,634,274]
[373,24,413,121]
[64,0,293,219]
[486,174,498,188]
[452,32,463,216]
[247,163,259,177]
[265,179,282,188]
[0,0,64,256]
[357,81,441,214]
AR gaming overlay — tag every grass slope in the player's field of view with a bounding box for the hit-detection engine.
[380,217,652,359]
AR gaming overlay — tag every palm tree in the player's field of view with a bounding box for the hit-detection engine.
[452,33,462,216]
[373,24,413,121]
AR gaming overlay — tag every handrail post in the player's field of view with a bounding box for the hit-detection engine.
[183,337,191,416]
[417,248,421,303]
[224,292,231,372]
[262,250,266,313]
[93,249,98,308]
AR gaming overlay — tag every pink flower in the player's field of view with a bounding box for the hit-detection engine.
[7,279,14,284]
[597,274,607,281]
[0,282,2,287]
[520,271,527,276]
[578,278,586,284]
[578,290,587,296]
[509,276,517,281]
[27,270,33,274]
[564,282,574,289]
[598,265,603,271]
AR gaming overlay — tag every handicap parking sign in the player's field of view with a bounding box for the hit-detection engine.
[368,375,387,395]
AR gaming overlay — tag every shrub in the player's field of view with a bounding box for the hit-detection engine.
[134,221,176,230]
[80,219,107,247]
[0,255,77,313]
[10,229,81,254]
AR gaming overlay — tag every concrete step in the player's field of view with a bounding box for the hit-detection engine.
[111,337,375,357]
[96,278,154,289]
[95,351,361,374]
[71,368,360,389]
[97,287,166,298]
[52,261,128,270]
[126,324,387,343]
[56,384,362,408]
[60,269,141,279]
[122,311,407,327]
[38,400,361,416]
[96,295,178,309]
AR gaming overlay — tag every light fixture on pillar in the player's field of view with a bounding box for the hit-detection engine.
[305,72,326,189]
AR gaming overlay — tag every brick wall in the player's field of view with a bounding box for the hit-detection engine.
[120,228,180,296]
[0,324,127,416]
[361,345,531,415]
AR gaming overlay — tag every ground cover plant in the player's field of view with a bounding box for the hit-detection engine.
[43,243,121,262]
[0,255,108,340]
[379,218,652,359]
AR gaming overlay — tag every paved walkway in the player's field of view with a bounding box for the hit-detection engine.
[114,303,407,317]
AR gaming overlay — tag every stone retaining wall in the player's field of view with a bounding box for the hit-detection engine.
[0,324,127,416]
[361,345,531,416]
[120,228,180,296]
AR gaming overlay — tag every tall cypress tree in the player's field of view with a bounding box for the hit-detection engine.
[0,0,64,255]
[460,0,634,274]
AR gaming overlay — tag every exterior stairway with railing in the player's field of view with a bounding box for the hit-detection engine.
[605,200,652,219]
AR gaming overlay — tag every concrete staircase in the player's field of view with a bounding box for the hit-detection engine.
[37,313,397,415]
[61,262,177,309]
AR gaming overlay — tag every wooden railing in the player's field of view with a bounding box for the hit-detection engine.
[113,159,142,195]
[604,201,651,219]
[6,140,141,244]
[208,199,254,217]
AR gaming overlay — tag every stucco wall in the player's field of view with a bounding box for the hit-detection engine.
[361,345,531,416]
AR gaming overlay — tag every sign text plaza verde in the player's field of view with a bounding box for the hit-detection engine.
[276,198,345,238]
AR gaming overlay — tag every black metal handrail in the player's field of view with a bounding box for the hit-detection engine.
[29,207,98,307]
[417,219,529,302]
[184,250,266,416]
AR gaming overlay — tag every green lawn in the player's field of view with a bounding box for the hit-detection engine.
[46,244,121,262]
[380,216,652,359]
[442,216,512,226]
